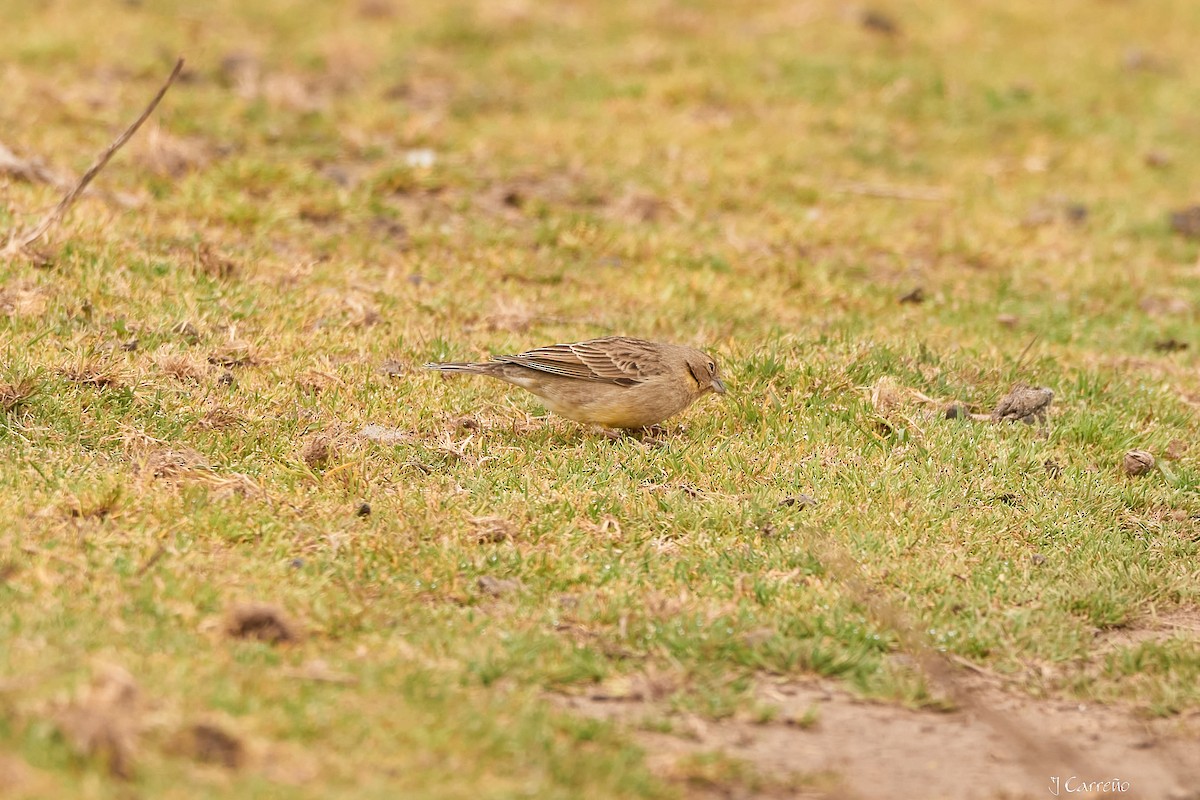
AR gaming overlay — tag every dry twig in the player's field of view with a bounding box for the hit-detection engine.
[0,141,138,208]
[2,58,183,258]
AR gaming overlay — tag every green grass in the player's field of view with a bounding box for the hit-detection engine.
[2,0,1200,795]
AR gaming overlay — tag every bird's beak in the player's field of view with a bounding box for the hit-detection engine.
[711,377,727,395]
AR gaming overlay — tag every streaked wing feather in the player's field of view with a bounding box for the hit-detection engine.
[492,337,663,386]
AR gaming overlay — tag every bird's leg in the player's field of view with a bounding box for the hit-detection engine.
[631,425,669,447]
[596,426,667,447]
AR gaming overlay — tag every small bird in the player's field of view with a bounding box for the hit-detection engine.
[425,336,726,430]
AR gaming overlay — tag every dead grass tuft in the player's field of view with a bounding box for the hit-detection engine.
[469,515,516,543]
[207,344,256,369]
[141,448,210,480]
[154,347,211,383]
[0,284,48,318]
[57,356,129,390]
[64,484,122,520]
[191,242,239,279]
[0,374,40,413]
[195,405,243,430]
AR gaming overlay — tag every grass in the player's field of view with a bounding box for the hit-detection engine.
[2,0,1200,795]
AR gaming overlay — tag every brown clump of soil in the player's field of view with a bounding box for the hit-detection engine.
[225,602,301,644]
[175,721,247,769]
[301,434,337,469]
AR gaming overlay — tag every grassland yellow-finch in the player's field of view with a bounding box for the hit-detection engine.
[425,336,726,430]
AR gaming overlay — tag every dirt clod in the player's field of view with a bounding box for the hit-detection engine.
[178,721,246,769]
[172,320,201,342]
[991,384,1053,425]
[898,286,925,304]
[861,9,899,36]
[145,448,210,480]
[1123,449,1155,477]
[378,360,406,377]
[54,664,141,779]
[355,502,371,517]
[1145,150,1172,169]
[779,495,818,509]
[1154,338,1189,353]
[302,435,336,469]
[476,576,520,597]
[225,602,301,644]
[1169,206,1200,239]
[470,515,515,543]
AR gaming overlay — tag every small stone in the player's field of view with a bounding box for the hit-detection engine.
[1123,449,1155,477]
[355,502,371,518]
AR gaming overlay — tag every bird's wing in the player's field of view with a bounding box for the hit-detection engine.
[493,337,664,386]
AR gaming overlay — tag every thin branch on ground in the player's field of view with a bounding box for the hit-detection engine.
[2,57,183,258]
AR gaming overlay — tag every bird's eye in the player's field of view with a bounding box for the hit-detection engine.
[707,361,716,374]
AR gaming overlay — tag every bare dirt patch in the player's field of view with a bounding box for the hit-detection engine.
[1095,608,1200,652]
[557,675,1200,800]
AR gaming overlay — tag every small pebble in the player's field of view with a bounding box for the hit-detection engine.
[1123,449,1155,476]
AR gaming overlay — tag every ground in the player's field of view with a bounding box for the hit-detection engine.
[2,0,1200,798]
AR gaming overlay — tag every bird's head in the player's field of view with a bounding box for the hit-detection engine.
[684,349,726,396]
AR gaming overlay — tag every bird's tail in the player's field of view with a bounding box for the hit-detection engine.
[423,360,495,375]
